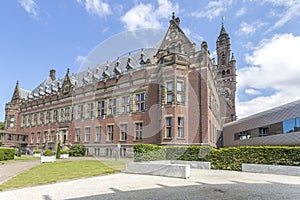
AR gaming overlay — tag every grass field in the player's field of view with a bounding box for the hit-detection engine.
[0,156,40,165]
[0,159,123,191]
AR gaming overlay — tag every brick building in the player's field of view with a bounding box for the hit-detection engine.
[1,14,236,156]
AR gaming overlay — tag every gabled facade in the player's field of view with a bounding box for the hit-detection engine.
[1,14,236,156]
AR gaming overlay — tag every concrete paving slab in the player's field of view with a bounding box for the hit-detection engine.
[0,169,299,200]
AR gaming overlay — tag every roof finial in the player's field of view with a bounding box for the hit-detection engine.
[172,12,175,20]
[222,16,225,25]
[67,68,70,74]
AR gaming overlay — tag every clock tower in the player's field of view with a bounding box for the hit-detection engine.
[216,21,237,123]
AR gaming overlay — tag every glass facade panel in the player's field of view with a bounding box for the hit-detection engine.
[283,118,296,133]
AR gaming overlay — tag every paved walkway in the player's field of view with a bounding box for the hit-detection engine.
[0,160,40,185]
[0,169,299,200]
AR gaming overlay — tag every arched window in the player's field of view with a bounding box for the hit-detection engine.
[222,70,225,76]
[222,53,226,65]
[226,69,230,74]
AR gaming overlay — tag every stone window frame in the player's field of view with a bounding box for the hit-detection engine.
[75,128,81,142]
[175,77,186,105]
[121,95,131,114]
[86,103,94,119]
[177,116,184,138]
[120,123,128,141]
[77,105,84,120]
[108,98,117,115]
[84,127,91,143]
[166,117,172,138]
[135,92,146,112]
[135,122,143,141]
[97,100,105,118]
[95,126,101,142]
[107,124,114,141]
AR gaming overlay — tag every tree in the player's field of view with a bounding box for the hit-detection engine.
[17,145,21,157]
[0,122,4,130]
[56,142,61,159]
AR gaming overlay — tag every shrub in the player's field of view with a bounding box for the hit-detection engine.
[43,150,54,156]
[133,144,300,171]
[33,150,41,154]
[56,142,61,159]
[61,150,69,154]
[0,150,4,161]
[69,144,86,157]
[0,148,14,161]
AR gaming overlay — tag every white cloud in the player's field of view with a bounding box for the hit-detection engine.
[191,0,233,21]
[271,2,300,30]
[235,7,246,17]
[121,0,178,30]
[236,21,267,35]
[77,0,111,18]
[245,88,261,95]
[76,55,88,65]
[19,0,38,18]
[237,33,300,118]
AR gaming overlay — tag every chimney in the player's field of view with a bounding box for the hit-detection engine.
[50,69,56,81]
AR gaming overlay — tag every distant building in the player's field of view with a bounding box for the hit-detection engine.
[223,99,300,147]
[1,13,237,156]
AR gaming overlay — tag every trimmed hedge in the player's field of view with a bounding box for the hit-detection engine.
[0,148,15,161]
[43,150,54,156]
[134,144,300,171]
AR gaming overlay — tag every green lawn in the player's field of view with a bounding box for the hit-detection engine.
[0,160,118,191]
[0,156,39,165]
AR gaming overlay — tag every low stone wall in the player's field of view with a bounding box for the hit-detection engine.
[171,161,211,169]
[242,163,300,176]
[126,162,190,179]
[148,160,210,169]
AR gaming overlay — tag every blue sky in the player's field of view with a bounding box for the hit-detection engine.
[1,0,300,122]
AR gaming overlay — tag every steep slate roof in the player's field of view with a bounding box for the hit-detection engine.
[25,47,157,99]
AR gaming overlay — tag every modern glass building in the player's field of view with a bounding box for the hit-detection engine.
[223,99,300,147]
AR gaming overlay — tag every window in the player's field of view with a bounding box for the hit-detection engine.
[176,81,184,104]
[50,130,55,142]
[9,115,15,128]
[77,105,84,120]
[37,132,41,144]
[135,123,143,140]
[135,93,145,111]
[46,111,51,123]
[178,117,184,138]
[87,103,94,119]
[235,131,250,140]
[85,127,90,142]
[43,131,48,143]
[259,127,269,137]
[166,117,172,138]
[60,108,65,122]
[95,126,101,142]
[108,125,114,141]
[167,82,173,105]
[28,114,32,126]
[31,132,34,143]
[34,113,38,126]
[21,115,26,128]
[283,118,296,133]
[120,124,127,141]
[66,107,70,121]
[97,100,105,117]
[109,98,117,115]
[122,96,130,113]
[75,128,80,142]
[53,110,58,123]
